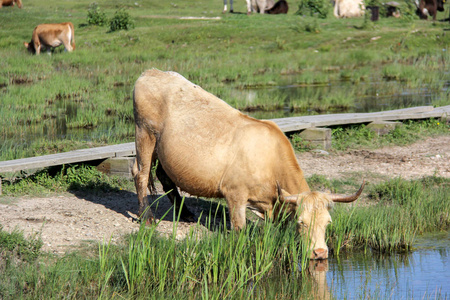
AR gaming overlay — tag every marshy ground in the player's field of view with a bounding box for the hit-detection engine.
[1,135,448,254]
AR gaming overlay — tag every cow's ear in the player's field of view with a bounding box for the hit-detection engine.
[276,182,297,204]
[23,42,29,48]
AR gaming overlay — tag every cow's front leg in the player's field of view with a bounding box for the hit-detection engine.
[225,195,247,230]
[156,163,196,222]
[132,126,156,224]
[35,43,41,55]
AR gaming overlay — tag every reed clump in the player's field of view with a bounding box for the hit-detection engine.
[327,176,450,254]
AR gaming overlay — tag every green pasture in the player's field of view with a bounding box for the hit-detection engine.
[0,0,449,160]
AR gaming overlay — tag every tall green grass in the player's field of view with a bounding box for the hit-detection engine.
[0,164,134,195]
[0,206,315,299]
[328,176,450,254]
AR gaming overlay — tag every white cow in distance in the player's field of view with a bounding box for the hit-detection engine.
[334,0,365,18]
[249,0,275,13]
[223,0,276,14]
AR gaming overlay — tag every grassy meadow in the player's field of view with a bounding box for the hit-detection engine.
[0,0,449,161]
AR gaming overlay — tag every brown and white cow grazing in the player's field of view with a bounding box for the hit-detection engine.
[334,0,365,18]
[132,69,365,260]
[0,0,22,8]
[24,22,75,55]
[416,0,445,20]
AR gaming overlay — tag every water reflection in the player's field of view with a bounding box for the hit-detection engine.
[327,231,450,299]
[308,260,331,300]
[239,80,448,120]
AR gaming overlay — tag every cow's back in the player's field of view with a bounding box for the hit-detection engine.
[33,22,74,48]
[134,69,242,132]
[133,69,257,196]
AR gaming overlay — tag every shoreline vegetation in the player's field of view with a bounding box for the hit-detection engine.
[1,0,449,297]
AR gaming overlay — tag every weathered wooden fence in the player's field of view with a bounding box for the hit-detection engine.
[0,105,449,175]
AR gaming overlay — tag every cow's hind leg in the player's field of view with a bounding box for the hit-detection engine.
[133,126,156,224]
[156,163,196,222]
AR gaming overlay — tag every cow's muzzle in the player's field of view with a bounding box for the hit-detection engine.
[311,248,328,260]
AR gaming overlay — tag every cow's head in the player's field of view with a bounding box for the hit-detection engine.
[15,0,23,8]
[23,41,36,54]
[277,181,365,260]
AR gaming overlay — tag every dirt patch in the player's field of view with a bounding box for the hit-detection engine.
[1,136,449,254]
[298,136,450,180]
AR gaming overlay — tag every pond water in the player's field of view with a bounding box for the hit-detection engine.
[244,79,448,120]
[325,231,450,299]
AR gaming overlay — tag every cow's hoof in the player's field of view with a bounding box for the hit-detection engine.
[229,9,234,13]
[222,10,227,14]
[137,214,155,225]
[247,11,252,15]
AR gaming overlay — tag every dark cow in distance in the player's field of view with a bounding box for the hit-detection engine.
[266,0,289,14]
[132,69,365,260]
[417,0,445,20]
[24,22,75,55]
[0,0,22,8]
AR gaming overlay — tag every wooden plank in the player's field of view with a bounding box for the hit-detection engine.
[1,105,449,174]
[273,105,450,132]
[0,143,135,173]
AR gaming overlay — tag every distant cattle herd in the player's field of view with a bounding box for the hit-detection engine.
[2,0,447,55]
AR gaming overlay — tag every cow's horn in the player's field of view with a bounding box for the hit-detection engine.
[276,181,298,204]
[330,180,365,203]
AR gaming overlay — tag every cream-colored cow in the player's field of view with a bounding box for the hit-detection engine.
[249,0,275,13]
[334,0,365,18]
[132,69,365,259]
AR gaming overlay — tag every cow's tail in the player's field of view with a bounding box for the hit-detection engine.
[69,22,75,50]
